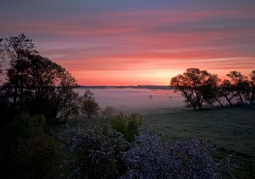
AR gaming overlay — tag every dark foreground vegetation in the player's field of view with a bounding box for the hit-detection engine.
[0,34,254,178]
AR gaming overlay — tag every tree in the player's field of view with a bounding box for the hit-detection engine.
[218,80,237,107]
[226,71,248,106]
[24,55,81,123]
[0,38,5,84]
[4,33,38,110]
[81,89,100,119]
[170,68,220,110]
[246,70,255,106]
[1,34,81,124]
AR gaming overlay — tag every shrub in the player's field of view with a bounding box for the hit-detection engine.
[103,113,142,142]
[120,128,235,179]
[10,133,62,179]
[7,113,46,142]
[1,113,62,179]
[60,126,128,179]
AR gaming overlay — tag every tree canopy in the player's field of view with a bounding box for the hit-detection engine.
[81,89,100,119]
[170,68,220,110]
[0,34,81,125]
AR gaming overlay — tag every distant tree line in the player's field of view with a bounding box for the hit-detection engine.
[171,68,255,110]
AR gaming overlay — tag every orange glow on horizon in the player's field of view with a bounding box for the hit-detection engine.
[1,2,255,86]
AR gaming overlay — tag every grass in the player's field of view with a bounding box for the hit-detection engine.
[53,106,255,154]
[141,106,255,155]
[140,106,255,178]
[52,106,255,178]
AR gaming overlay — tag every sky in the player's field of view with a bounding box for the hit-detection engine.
[1,0,255,85]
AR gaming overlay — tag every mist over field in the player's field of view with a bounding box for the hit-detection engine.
[76,88,184,112]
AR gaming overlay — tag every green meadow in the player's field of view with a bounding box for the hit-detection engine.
[57,106,255,155]
[141,107,255,155]
[48,105,255,178]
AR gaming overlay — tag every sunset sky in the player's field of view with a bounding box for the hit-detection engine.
[1,0,255,85]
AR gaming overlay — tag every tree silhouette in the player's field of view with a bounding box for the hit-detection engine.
[0,34,81,124]
[23,55,81,123]
[4,33,38,110]
[170,68,220,110]
[0,38,5,83]
[218,79,237,107]
[246,70,255,105]
[81,89,100,118]
[226,71,248,106]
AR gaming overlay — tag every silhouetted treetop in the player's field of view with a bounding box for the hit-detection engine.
[170,68,219,110]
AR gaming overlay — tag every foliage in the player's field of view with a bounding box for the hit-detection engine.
[218,79,237,107]
[80,89,100,119]
[4,33,38,112]
[60,126,128,179]
[0,34,81,124]
[10,133,63,179]
[170,68,220,110]
[100,106,114,120]
[121,128,236,179]
[226,71,249,106]
[7,113,46,142]
[0,38,4,79]
[102,113,142,142]
[0,113,62,179]
[246,70,255,106]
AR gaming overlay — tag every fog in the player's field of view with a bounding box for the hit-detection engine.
[76,88,184,113]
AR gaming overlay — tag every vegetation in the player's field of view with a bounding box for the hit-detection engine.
[101,113,142,142]
[171,68,255,110]
[170,68,220,110]
[0,114,63,179]
[60,126,128,179]
[0,34,254,178]
[121,128,235,179]
[81,89,100,119]
[0,34,83,125]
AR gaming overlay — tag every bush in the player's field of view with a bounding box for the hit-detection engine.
[102,113,142,142]
[120,128,235,179]
[10,133,62,179]
[0,113,62,179]
[60,126,128,179]
[7,113,46,142]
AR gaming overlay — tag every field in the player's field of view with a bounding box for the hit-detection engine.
[57,106,255,155]
[140,106,255,155]
[53,106,255,178]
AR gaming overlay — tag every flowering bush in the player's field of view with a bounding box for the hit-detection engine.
[59,125,128,179]
[120,128,235,179]
[60,125,236,179]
